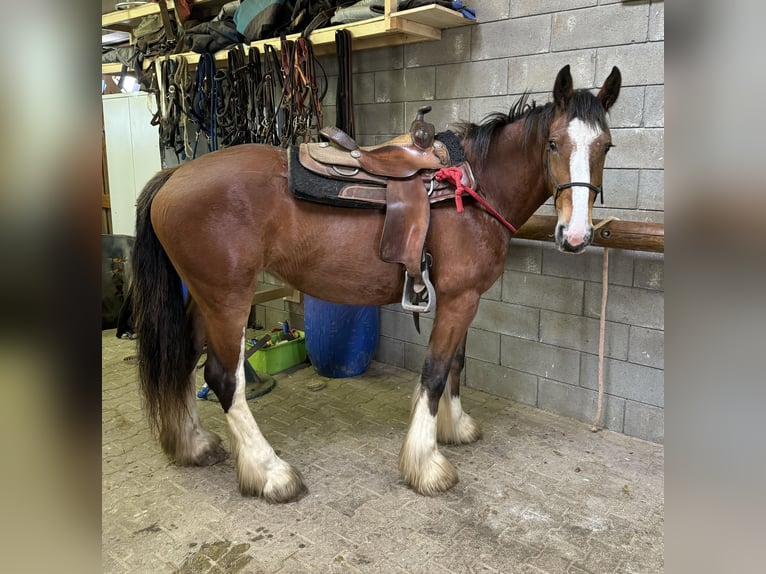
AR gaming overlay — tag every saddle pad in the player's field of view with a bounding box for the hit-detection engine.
[288,146,384,209]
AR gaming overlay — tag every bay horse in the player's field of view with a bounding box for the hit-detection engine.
[132,65,621,502]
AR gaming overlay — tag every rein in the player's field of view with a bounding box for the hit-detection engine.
[435,167,518,234]
[545,144,604,204]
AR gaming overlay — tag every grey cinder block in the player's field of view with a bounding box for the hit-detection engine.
[404,67,436,102]
[404,27,472,68]
[373,70,404,103]
[375,336,405,369]
[466,359,539,406]
[469,95,515,124]
[542,242,635,287]
[624,400,663,443]
[649,2,665,41]
[506,240,543,274]
[551,3,649,52]
[540,309,630,360]
[606,86,645,129]
[637,169,664,211]
[643,85,665,127]
[354,103,405,135]
[353,72,375,104]
[628,326,664,369]
[538,378,624,432]
[379,308,432,345]
[512,1,596,19]
[404,343,428,374]
[609,128,664,169]
[501,335,581,385]
[633,251,664,291]
[601,168,640,209]
[584,283,664,330]
[580,354,664,407]
[466,327,501,364]
[472,15,551,60]
[481,275,503,302]
[596,42,664,86]
[353,45,402,73]
[509,50,596,93]
[503,271,585,315]
[436,60,509,99]
[473,299,540,340]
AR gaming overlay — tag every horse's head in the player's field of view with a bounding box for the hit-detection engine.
[546,65,621,253]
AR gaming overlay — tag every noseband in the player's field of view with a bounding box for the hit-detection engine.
[546,143,604,205]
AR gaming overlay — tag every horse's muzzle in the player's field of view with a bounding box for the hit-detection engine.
[555,223,592,254]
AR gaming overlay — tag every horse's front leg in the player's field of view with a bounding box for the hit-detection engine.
[436,334,482,445]
[399,294,479,495]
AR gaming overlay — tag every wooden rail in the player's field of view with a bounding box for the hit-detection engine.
[515,215,664,253]
[252,286,301,305]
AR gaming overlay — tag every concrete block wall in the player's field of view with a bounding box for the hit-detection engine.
[257,0,664,443]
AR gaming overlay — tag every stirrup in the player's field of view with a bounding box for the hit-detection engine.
[401,253,435,313]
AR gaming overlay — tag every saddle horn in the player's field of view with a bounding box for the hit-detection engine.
[410,105,435,150]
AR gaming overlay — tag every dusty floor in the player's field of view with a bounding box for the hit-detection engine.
[102,329,663,573]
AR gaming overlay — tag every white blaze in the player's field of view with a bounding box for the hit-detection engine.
[565,118,601,243]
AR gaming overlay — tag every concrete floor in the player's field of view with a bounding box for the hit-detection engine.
[102,330,663,573]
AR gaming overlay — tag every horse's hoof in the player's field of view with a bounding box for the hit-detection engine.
[437,414,483,445]
[262,464,307,504]
[237,459,307,503]
[165,429,228,466]
[194,435,228,466]
[399,450,459,496]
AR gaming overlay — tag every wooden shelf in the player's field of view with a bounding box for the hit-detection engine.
[392,4,472,28]
[102,3,474,74]
[102,2,169,28]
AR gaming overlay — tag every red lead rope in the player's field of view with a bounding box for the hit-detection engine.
[435,166,518,234]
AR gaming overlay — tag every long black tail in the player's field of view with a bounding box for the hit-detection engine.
[132,167,195,444]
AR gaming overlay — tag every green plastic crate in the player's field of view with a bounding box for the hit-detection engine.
[246,330,307,375]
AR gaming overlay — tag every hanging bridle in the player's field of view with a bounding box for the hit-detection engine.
[545,141,605,205]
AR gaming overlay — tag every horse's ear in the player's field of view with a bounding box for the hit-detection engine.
[553,65,573,110]
[598,66,622,112]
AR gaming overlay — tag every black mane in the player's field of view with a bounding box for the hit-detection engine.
[456,90,609,162]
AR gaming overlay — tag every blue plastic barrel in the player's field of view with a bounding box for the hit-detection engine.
[303,295,379,378]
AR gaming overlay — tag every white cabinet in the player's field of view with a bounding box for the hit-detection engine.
[102,92,161,236]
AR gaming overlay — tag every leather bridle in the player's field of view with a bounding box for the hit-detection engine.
[545,142,605,205]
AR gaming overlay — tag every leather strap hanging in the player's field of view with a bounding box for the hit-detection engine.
[156,0,177,45]
[335,29,354,138]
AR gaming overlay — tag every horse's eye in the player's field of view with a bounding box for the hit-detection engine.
[605,143,614,154]
[548,141,558,153]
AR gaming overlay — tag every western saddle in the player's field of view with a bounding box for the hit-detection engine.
[297,106,475,314]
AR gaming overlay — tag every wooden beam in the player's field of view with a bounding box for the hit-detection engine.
[515,215,664,253]
[252,286,300,305]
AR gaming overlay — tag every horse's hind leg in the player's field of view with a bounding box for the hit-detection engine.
[436,334,482,445]
[160,302,227,466]
[203,312,306,503]
[399,293,480,495]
